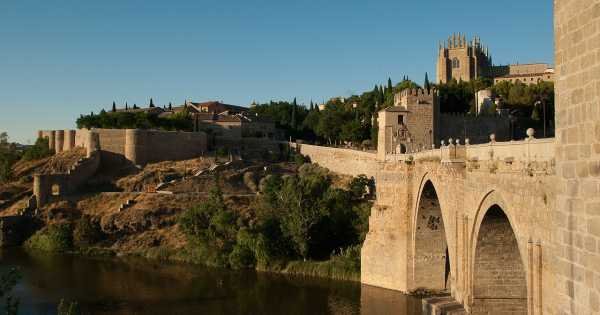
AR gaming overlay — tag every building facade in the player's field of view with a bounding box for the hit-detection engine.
[493,63,555,85]
[436,33,493,84]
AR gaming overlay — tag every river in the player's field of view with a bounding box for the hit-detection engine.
[0,248,422,315]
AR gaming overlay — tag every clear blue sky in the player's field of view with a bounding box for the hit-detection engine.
[0,0,553,144]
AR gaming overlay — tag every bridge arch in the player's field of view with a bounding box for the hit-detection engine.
[470,190,527,314]
[411,175,453,291]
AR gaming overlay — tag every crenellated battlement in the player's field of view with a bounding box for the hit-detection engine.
[394,88,438,108]
[400,88,438,97]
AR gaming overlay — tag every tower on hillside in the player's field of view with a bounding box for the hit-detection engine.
[436,33,492,84]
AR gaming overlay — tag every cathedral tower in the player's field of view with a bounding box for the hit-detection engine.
[436,33,492,84]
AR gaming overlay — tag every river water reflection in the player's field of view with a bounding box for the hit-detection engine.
[0,249,421,315]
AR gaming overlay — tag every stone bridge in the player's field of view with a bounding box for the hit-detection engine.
[362,136,555,314]
[299,135,556,314]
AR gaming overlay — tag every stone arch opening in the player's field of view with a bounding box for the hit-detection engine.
[472,205,527,314]
[413,180,450,291]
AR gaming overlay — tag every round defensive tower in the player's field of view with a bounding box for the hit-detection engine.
[54,130,65,153]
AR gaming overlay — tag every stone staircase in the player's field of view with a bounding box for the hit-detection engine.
[422,295,467,315]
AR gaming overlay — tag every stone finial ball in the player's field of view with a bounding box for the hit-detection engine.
[441,140,445,146]
[448,138,453,144]
[526,128,535,138]
[490,134,496,141]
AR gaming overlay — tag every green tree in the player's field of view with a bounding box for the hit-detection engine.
[22,137,53,161]
[424,72,431,91]
[149,98,155,108]
[279,164,331,259]
[112,101,117,112]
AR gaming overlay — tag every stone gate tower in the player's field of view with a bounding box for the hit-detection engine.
[436,33,492,83]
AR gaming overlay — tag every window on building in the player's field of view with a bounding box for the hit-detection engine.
[398,115,404,125]
[452,58,460,68]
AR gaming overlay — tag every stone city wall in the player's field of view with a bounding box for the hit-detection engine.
[125,129,208,165]
[293,143,380,178]
[40,128,208,166]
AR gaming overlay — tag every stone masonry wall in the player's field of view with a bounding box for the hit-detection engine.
[294,143,380,178]
[552,0,600,314]
[124,129,208,165]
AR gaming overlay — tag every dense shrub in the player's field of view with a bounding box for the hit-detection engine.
[73,216,104,247]
[179,185,240,267]
[180,165,372,270]
[25,224,73,252]
[0,133,19,183]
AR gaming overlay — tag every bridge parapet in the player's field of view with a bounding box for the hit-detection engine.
[383,133,554,165]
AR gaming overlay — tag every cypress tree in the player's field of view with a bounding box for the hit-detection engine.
[387,77,393,92]
[133,104,138,109]
[125,102,129,110]
[112,101,116,112]
[149,98,155,108]
[379,86,385,105]
[169,102,172,110]
[291,97,297,130]
[424,72,431,91]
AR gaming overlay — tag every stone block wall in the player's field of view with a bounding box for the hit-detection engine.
[40,130,78,152]
[125,129,208,165]
[553,0,600,313]
[33,149,101,207]
[294,143,380,178]
[40,128,208,166]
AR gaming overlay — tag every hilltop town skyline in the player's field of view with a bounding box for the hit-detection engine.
[0,0,553,143]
